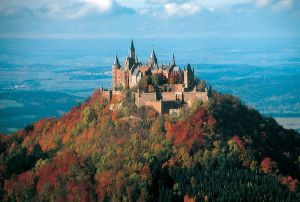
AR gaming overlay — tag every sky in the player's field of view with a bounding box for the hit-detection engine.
[0,0,299,39]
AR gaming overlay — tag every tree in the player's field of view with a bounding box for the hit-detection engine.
[260,157,278,174]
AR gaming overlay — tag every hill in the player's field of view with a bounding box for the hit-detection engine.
[0,89,300,201]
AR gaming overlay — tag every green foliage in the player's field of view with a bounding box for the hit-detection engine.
[0,89,300,201]
[82,106,96,127]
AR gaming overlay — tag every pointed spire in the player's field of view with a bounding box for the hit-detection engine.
[130,39,135,50]
[149,49,157,67]
[150,49,157,59]
[172,53,176,66]
[113,53,120,67]
[129,39,135,58]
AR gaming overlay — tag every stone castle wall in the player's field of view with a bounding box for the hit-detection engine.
[183,91,209,107]
[101,88,209,114]
[161,92,176,101]
[171,84,184,92]
[100,89,126,103]
[135,92,157,107]
[134,90,209,114]
[145,100,162,113]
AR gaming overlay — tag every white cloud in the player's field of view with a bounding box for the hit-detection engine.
[164,2,201,16]
[254,0,271,7]
[272,0,293,11]
[85,0,113,11]
[38,0,115,19]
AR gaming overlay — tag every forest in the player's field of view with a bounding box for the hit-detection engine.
[0,87,300,201]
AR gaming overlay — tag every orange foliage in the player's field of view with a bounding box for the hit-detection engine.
[36,152,86,194]
[95,171,115,201]
[260,157,278,174]
[184,195,196,202]
[66,181,93,202]
[162,157,177,168]
[4,171,36,200]
[166,108,215,150]
[140,165,151,180]
[231,135,246,151]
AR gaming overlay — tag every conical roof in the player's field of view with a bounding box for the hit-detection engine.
[172,53,176,65]
[150,49,157,59]
[130,39,135,50]
[113,54,120,66]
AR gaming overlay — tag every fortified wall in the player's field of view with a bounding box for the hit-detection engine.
[99,87,126,103]
[100,87,209,114]
[134,88,209,114]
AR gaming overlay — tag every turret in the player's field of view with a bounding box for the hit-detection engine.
[172,53,176,66]
[113,54,121,69]
[129,39,135,58]
[184,64,195,89]
[125,39,137,69]
[149,49,157,67]
[112,53,121,89]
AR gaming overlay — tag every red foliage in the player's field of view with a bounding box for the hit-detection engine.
[231,135,246,151]
[4,171,36,200]
[184,195,196,202]
[37,152,75,191]
[95,171,114,201]
[66,180,93,202]
[167,108,215,150]
[279,176,299,192]
[140,165,151,179]
[260,157,278,174]
[59,105,82,140]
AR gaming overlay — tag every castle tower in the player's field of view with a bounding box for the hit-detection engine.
[149,49,157,67]
[112,54,121,89]
[113,54,120,68]
[172,53,176,66]
[129,39,135,59]
[184,64,194,89]
[125,40,137,70]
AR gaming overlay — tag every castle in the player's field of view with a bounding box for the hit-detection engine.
[104,40,210,114]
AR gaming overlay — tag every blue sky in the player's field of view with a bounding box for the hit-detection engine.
[0,0,299,39]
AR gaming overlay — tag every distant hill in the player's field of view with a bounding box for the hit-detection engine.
[1,89,300,201]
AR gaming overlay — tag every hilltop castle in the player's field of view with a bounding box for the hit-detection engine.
[103,40,210,114]
[112,40,195,90]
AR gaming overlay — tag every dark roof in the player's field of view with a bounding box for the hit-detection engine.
[130,39,135,50]
[151,64,176,71]
[172,54,176,65]
[113,54,120,66]
[150,49,157,59]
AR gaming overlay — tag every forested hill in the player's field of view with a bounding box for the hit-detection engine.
[1,89,300,201]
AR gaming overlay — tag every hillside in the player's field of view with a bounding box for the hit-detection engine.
[1,89,300,201]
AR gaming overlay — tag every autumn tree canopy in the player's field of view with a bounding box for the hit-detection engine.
[0,89,300,201]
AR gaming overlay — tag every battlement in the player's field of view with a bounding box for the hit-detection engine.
[99,87,126,103]
[134,89,209,114]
